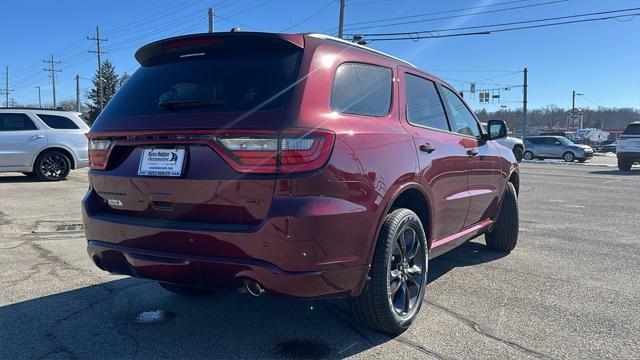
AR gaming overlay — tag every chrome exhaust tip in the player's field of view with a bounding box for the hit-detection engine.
[243,280,265,297]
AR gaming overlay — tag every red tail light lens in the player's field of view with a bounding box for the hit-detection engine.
[218,130,335,173]
[88,139,113,170]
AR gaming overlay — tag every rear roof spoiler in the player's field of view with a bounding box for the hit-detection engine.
[135,32,304,65]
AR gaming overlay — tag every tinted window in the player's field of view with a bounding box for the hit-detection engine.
[440,86,480,137]
[99,45,302,119]
[404,74,449,131]
[330,63,392,117]
[623,123,640,135]
[37,114,79,129]
[0,113,38,131]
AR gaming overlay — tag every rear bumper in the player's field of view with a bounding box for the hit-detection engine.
[617,151,640,163]
[87,240,369,298]
[82,189,378,299]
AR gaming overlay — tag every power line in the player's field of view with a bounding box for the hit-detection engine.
[341,0,568,32]
[323,0,532,33]
[352,7,640,36]
[364,13,640,42]
[280,0,335,32]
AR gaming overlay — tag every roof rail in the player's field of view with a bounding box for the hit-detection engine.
[307,33,416,68]
[0,107,74,112]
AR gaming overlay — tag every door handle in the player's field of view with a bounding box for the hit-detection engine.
[419,143,436,153]
[31,135,44,140]
[467,149,479,157]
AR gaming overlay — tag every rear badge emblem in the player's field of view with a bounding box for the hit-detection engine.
[107,199,123,207]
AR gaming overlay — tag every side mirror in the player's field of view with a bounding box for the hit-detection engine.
[486,120,507,140]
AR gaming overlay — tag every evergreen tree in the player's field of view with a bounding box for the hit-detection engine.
[87,60,120,122]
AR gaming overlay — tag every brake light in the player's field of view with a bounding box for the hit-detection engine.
[218,130,335,173]
[88,139,113,170]
[163,37,224,49]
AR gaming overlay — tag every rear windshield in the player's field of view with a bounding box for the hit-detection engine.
[623,123,640,135]
[99,46,302,119]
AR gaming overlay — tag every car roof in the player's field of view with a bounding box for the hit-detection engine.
[0,107,80,115]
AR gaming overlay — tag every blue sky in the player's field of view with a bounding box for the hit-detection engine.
[2,0,639,111]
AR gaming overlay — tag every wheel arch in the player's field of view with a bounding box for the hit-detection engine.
[368,183,434,267]
[32,146,77,170]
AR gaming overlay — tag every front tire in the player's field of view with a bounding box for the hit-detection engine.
[159,282,212,296]
[34,150,71,181]
[523,150,534,161]
[563,151,575,162]
[513,147,524,162]
[351,209,428,334]
[486,182,519,252]
[618,158,632,171]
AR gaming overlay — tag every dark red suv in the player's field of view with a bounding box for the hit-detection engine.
[83,32,519,334]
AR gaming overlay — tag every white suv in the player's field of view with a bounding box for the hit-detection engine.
[616,121,640,171]
[482,122,525,161]
[0,108,90,180]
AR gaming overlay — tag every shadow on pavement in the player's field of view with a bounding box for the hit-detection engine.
[0,174,49,183]
[428,241,508,284]
[0,241,504,359]
[588,169,640,176]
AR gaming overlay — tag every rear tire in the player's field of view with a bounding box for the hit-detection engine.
[34,150,71,181]
[485,182,519,252]
[523,151,534,161]
[513,147,524,162]
[618,159,632,171]
[159,282,212,296]
[578,159,586,163]
[351,208,428,334]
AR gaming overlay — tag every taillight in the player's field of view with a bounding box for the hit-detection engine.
[88,139,113,170]
[218,130,335,173]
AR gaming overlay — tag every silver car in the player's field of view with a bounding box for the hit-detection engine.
[523,136,594,162]
[0,108,89,180]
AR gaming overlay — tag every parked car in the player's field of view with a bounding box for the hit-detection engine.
[600,141,617,153]
[481,122,525,161]
[523,136,594,162]
[0,108,89,180]
[616,121,640,171]
[539,131,575,140]
[82,32,520,334]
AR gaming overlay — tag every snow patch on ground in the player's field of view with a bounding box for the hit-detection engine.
[593,152,617,157]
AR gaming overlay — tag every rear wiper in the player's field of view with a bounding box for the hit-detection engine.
[158,99,226,110]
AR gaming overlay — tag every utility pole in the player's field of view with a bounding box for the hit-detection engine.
[522,67,528,138]
[338,0,345,38]
[1,66,13,107]
[88,26,108,111]
[75,75,81,112]
[43,55,61,108]
[35,86,42,108]
[208,8,214,33]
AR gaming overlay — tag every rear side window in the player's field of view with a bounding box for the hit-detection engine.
[330,63,392,117]
[98,45,302,119]
[623,123,640,135]
[36,114,79,129]
[404,74,449,131]
[440,86,480,137]
[0,113,38,131]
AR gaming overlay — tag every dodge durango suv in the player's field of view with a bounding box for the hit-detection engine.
[82,32,520,334]
[0,108,89,180]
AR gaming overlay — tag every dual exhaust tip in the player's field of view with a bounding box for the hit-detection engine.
[242,279,265,297]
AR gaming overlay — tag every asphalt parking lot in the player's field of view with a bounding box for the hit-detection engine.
[1,160,638,359]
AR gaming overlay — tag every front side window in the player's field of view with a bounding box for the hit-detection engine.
[330,62,392,117]
[404,74,449,131]
[440,86,480,137]
[0,113,38,131]
[36,114,79,129]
